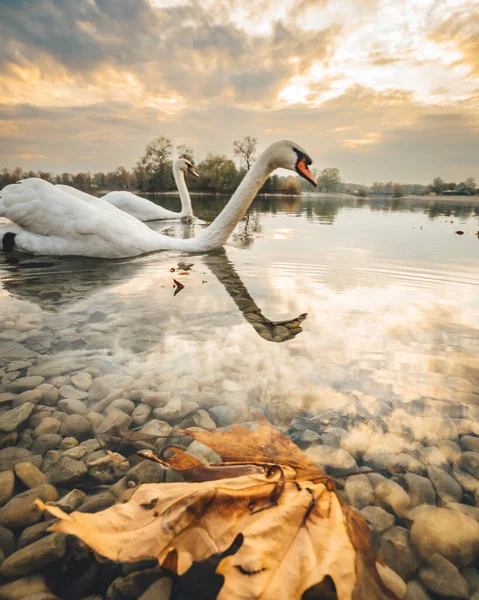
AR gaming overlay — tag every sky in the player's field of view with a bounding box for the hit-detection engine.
[0,0,478,184]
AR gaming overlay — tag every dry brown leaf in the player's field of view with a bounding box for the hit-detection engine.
[38,418,398,600]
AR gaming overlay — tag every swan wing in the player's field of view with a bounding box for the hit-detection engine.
[103,191,180,221]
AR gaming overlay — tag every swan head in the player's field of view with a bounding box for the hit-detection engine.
[267,141,317,187]
[175,158,199,178]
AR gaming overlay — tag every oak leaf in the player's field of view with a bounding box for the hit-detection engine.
[38,417,398,599]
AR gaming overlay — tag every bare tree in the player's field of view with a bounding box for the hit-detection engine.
[176,144,195,163]
[233,136,258,171]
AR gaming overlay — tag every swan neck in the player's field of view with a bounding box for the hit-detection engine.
[190,153,272,251]
[173,167,192,217]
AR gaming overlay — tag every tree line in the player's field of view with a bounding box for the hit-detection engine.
[1,135,476,197]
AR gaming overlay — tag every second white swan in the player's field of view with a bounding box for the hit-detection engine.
[0,141,316,258]
[57,158,199,223]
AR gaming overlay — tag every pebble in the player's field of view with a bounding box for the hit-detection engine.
[138,577,173,600]
[363,444,398,472]
[59,415,92,440]
[140,419,172,438]
[33,418,61,439]
[11,390,42,407]
[459,451,479,478]
[78,492,115,513]
[88,378,113,402]
[0,472,14,506]
[402,473,436,508]
[0,447,42,472]
[59,387,88,402]
[426,466,462,504]
[0,533,66,578]
[70,371,92,391]
[35,384,59,406]
[418,553,469,598]
[209,405,238,426]
[419,446,449,471]
[0,524,15,557]
[0,574,50,600]
[131,404,152,427]
[376,562,407,599]
[31,434,62,455]
[0,495,43,529]
[360,505,395,535]
[460,435,479,454]
[4,377,45,392]
[0,403,35,433]
[410,506,479,567]
[58,398,89,415]
[97,410,131,434]
[47,456,88,487]
[14,462,47,488]
[305,445,357,476]
[344,474,374,510]
[17,521,54,549]
[405,580,433,600]
[54,488,86,513]
[379,526,420,581]
[374,478,411,517]
[187,440,222,464]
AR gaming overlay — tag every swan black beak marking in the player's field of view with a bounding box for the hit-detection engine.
[2,232,16,253]
[188,166,199,178]
[296,158,317,187]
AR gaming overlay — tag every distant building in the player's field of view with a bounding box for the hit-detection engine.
[442,182,471,196]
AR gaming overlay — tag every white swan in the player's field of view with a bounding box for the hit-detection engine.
[0,141,316,259]
[57,159,199,223]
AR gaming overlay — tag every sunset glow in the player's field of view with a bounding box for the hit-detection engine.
[0,0,477,183]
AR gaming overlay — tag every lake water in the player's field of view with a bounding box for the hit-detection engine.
[0,193,478,598]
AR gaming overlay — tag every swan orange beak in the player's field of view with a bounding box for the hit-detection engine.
[188,166,199,178]
[296,158,317,187]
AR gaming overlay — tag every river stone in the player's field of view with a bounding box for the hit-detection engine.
[363,444,398,472]
[5,377,45,392]
[0,403,35,433]
[0,472,14,507]
[427,466,462,504]
[140,419,172,438]
[410,507,479,567]
[321,427,347,448]
[17,521,54,549]
[459,451,479,478]
[15,462,47,489]
[106,398,136,415]
[47,456,88,487]
[78,491,115,513]
[187,440,222,464]
[131,404,152,427]
[379,526,420,581]
[447,503,479,523]
[58,398,88,415]
[374,478,410,517]
[344,474,374,510]
[418,553,469,598]
[341,430,370,459]
[31,434,62,455]
[59,414,92,440]
[452,465,479,494]
[97,410,131,434]
[305,445,357,476]
[16,483,59,503]
[460,435,479,454]
[402,473,436,508]
[140,392,171,409]
[0,447,42,472]
[59,386,88,402]
[33,418,61,439]
[29,357,84,377]
[376,563,407,600]
[105,568,165,600]
[0,495,43,529]
[0,524,15,557]
[35,384,59,406]
[0,342,36,362]
[138,577,173,600]
[0,533,66,578]
[405,580,432,600]
[419,446,449,471]
[11,390,42,407]
[54,489,86,513]
[396,453,425,475]
[88,378,112,402]
[0,574,49,600]
[209,405,238,427]
[70,372,92,392]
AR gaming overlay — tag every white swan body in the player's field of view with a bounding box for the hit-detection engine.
[57,159,198,222]
[0,141,316,258]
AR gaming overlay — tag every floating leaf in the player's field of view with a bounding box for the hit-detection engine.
[173,279,185,296]
[38,418,398,600]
